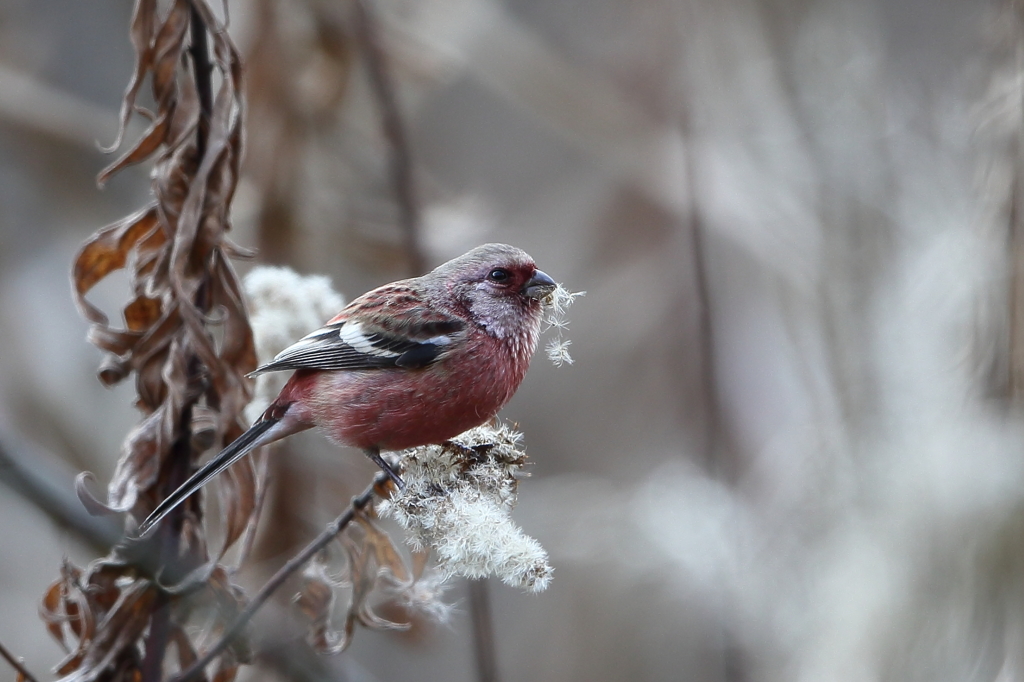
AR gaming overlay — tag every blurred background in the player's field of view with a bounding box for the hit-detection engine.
[1,0,1022,680]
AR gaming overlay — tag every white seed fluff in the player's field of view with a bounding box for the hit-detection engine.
[398,569,455,625]
[243,266,345,423]
[541,285,584,367]
[378,423,553,593]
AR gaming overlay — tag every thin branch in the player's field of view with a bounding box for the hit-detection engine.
[0,433,218,595]
[0,639,40,682]
[352,0,426,275]
[174,473,387,682]
[468,579,499,682]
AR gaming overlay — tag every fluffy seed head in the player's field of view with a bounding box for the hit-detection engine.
[243,266,346,422]
[378,422,554,592]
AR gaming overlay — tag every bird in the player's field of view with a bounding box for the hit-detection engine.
[138,243,557,536]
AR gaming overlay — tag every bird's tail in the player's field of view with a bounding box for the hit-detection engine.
[137,417,279,537]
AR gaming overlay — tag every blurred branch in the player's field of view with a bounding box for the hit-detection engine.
[0,638,40,682]
[388,0,686,214]
[687,190,725,476]
[174,473,387,682]
[0,433,121,552]
[0,433,225,592]
[0,64,140,150]
[353,0,426,274]
[677,96,727,476]
[468,579,499,682]
[356,6,505,675]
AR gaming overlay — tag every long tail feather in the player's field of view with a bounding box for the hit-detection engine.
[137,418,279,537]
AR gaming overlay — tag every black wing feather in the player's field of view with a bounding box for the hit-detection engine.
[250,319,463,375]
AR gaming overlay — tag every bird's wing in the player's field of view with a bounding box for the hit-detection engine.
[250,303,466,376]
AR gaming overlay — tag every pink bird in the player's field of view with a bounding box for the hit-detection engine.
[139,243,556,536]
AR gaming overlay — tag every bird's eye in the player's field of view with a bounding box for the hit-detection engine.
[487,268,511,283]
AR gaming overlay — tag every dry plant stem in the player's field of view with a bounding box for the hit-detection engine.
[142,414,196,682]
[468,579,499,682]
[142,8,215,682]
[173,474,386,682]
[0,638,39,682]
[189,1,214,158]
[353,0,426,274]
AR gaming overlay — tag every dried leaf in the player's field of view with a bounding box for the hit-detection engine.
[357,515,410,583]
[342,530,409,633]
[55,650,87,677]
[124,295,162,332]
[102,0,157,154]
[75,473,121,517]
[211,663,238,682]
[203,567,252,664]
[106,406,172,512]
[97,355,132,387]
[50,2,259,677]
[295,560,352,654]
[40,561,94,665]
[98,113,173,183]
[72,206,160,325]
[84,561,128,615]
[56,582,156,682]
[295,569,332,620]
[216,446,256,554]
[41,580,70,649]
[170,625,202,678]
[65,595,85,640]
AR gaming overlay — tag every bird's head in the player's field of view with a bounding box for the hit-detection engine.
[432,243,556,340]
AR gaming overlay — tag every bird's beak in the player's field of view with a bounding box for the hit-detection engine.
[523,269,557,299]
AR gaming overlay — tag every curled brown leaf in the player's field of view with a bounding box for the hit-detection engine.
[295,558,353,655]
[56,581,156,682]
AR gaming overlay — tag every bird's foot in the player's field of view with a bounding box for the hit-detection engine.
[364,447,406,490]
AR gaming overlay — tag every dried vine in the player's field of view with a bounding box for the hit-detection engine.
[42,3,256,681]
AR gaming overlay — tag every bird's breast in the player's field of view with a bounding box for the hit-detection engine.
[303,331,532,452]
